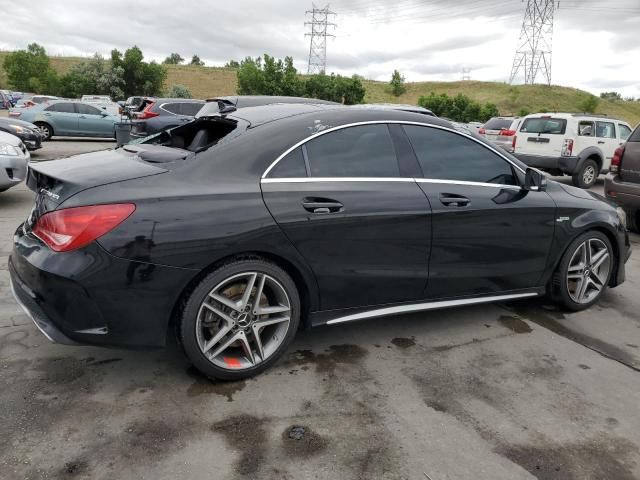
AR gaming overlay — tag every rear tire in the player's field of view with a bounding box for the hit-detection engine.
[34,122,53,141]
[571,158,598,189]
[179,258,300,381]
[553,231,613,311]
[625,208,639,233]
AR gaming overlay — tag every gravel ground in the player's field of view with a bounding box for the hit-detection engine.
[0,141,639,480]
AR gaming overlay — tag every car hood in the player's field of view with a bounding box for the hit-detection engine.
[0,117,38,130]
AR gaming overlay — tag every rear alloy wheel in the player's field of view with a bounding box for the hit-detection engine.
[180,259,300,380]
[572,159,598,189]
[34,122,53,141]
[555,231,613,311]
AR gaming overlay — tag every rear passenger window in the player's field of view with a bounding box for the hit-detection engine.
[596,121,616,139]
[181,103,204,116]
[618,124,632,141]
[162,103,181,115]
[304,124,400,178]
[404,125,518,186]
[45,103,75,113]
[578,121,595,136]
[268,147,307,178]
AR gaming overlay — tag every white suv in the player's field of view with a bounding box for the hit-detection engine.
[512,113,632,188]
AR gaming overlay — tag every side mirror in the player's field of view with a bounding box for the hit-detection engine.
[524,168,547,192]
[101,111,109,117]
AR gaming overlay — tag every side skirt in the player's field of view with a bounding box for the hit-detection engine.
[309,290,543,327]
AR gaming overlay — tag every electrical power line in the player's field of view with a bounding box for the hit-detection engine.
[305,3,337,75]
[509,0,556,85]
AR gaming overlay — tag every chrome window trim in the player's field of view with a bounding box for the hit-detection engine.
[261,177,415,184]
[261,120,526,180]
[415,178,522,190]
[326,292,539,325]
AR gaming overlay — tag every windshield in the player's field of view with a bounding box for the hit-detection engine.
[520,117,567,134]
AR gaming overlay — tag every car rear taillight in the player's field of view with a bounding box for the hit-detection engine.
[137,102,158,119]
[610,146,625,174]
[9,111,21,117]
[32,204,135,252]
[478,128,486,135]
[561,139,574,157]
[499,129,516,136]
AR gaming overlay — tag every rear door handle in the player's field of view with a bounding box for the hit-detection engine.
[597,141,606,144]
[439,194,470,207]
[302,198,343,214]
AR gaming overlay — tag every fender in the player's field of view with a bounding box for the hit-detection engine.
[573,146,604,174]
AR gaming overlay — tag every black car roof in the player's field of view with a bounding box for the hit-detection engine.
[218,95,340,107]
[153,98,205,103]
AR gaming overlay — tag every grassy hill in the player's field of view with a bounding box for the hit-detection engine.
[2,52,639,126]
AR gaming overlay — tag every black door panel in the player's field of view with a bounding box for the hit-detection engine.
[417,181,555,297]
[262,180,431,310]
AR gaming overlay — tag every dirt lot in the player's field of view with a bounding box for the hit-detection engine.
[0,140,639,480]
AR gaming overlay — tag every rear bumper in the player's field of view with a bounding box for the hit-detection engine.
[605,174,640,211]
[9,224,197,348]
[0,154,29,190]
[514,153,579,174]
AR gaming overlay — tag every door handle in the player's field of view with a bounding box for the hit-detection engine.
[597,141,605,144]
[79,115,86,119]
[439,194,470,207]
[302,198,343,214]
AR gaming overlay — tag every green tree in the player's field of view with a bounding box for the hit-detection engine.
[579,95,599,113]
[225,60,240,69]
[479,102,500,122]
[165,84,192,98]
[163,53,184,65]
[111,46,166,97]
[600,91,622,101]
[190,55,205,66]
[3,43,58,93]
[418,92,498,122]
[334,75,366,104]
[281,56,303,96]
[389,69,406,97]
[237,57,264,95]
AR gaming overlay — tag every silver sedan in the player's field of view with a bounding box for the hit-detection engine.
[0,130,29,192]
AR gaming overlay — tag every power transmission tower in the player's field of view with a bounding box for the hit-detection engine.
[305,4,336,75]
[462,68,471,81]
[509,0,556,85]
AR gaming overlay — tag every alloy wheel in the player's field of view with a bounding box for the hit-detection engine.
[582,165,596,186]
[37,125,51,140]
[195,272,291,370]
[566,238,611,304]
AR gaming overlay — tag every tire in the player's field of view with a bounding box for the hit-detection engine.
[625,208,639,234]
[571,158,599,189]
[180,258,301,381]
[553,231,614,311]
[34,122,53,141]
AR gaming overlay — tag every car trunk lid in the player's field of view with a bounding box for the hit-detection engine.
[515,116,568,157]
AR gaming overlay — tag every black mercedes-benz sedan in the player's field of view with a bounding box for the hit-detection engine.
[10,104,631,380]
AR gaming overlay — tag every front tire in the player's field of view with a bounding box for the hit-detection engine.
[572,158,598,189]
[554,231,613,311]
[34,122,53,141]
[180,259,300,381]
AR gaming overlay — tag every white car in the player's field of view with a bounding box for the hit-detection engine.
[479,117,522,153]
[81,95,112,103]
[0,131,30,192]
[512,113,632,188]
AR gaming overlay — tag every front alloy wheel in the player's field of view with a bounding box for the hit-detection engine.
[555,231,613,311]
[180,259,300,380]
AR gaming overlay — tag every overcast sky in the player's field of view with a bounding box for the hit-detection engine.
[2,0,639,97]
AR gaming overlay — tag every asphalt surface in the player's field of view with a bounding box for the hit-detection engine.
[0,141,639,480]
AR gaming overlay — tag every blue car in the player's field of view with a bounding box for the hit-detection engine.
[9,100,119,140]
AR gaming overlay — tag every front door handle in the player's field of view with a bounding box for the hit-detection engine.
[597,141,606,144]
[302,197,343,213]
[439,194,470,207]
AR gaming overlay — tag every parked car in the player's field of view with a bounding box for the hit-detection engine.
[479,116,522,153]
[131,96,340,140]
[0,91,13,109]
[10,104,631,381]
[467,121,484,134]
[9,100,118,140]
[605,123,640,232]
[129,98,206,139]
[0,117,42,150]
[513,113,632,188]
[0,130,29,192]
[81,95,112,103]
